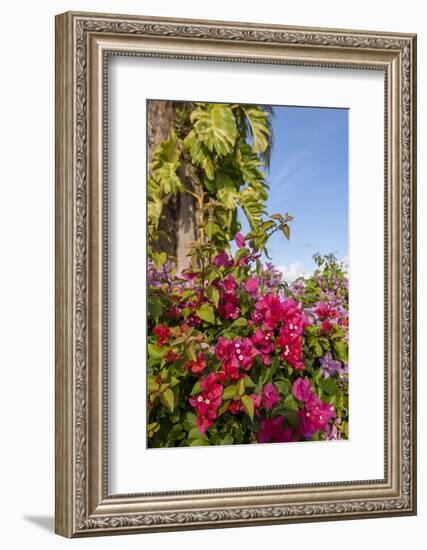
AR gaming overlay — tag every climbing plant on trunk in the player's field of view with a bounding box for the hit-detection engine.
[148,101,291,273]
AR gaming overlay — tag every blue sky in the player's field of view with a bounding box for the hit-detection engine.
[239,105,348,280]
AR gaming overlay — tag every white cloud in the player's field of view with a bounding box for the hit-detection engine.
[276,261,310,283]
[341,255,349,272]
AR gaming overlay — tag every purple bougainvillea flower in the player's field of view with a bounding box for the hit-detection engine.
[213,251,233,268]
[321,351,348,379]
[292,377,312,402]
[234,232,246,249]
[262,383,280,409]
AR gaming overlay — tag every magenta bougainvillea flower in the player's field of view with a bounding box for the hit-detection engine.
[253,292,285,330]
[189,373,224,434]
[262,383,280,409]
[276,328,304,370]
[221,274,236,293]
[218,288,239,320]
[292,377,312,402]
[251,327,274,365]
[215,336,260,379]
[298,394,336,438]
[257,417,293,443]
[234,232,246,249]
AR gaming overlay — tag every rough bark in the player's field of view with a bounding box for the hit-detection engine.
[147,100,197,272]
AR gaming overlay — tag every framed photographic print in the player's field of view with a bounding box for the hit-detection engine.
[55,11,417,537]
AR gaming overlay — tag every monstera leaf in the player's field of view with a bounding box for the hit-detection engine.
[190,103,237,156]
[243,106,271,154]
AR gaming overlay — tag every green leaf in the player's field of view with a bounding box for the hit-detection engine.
[223,385,237,400]
[186,342,197,361]
[196,303,216,324]
[242,375,256,388]
[148,296,163,321]
[321,378,338,396]
[231,317,247,328]
[281,224,291,241]
[190,380,203,396]
[152,252,167,270]
[241,395,254,421]
[333,340,348,362]
[283,394,299,412]
[243,106,271,154]
[160,388,174,412]
[188,427,206,441]
[148,343,166,363]
[274,379,291,397]
[191,103,237,156]
[189,438,210,446]
[217,400,230,416]
[206,286,220,307]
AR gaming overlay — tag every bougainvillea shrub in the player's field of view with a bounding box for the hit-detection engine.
[147,235,348,448]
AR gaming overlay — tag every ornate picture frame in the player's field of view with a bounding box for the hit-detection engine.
[55,11,417,537]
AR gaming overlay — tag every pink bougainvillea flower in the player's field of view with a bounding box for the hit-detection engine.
[251,327,274,365]
[213,251,233,268]
[215,337,259,380]
[228,398,242,414]
[153,324,171,346]
[262,383,280,409]
[257,417,293,443]
[321,319,332,332]
[297,394,336,439]
[245,276,260,296]
[183,351,207,374]
[292,377,312,402]
[164,350,180,363]
[315,302,337,319]
[234,232,246,249]
[189,373,223,434]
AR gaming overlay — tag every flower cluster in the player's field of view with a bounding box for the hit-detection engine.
[147,235,349,448]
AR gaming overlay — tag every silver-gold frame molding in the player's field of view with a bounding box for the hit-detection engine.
[55,11,417,538]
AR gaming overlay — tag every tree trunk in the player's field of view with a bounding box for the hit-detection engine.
[147,100,197,272]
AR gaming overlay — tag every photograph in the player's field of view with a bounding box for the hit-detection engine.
[147,100,349,448]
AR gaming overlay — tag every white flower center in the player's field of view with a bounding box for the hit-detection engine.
[306,412,310,417]
[205,399,210,405]
[197,396,203,402]
[238,355,244,361]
